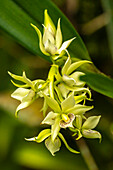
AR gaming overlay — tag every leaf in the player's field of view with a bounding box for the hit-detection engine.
[82,116,101,130]
[101,0,113,59]
[58,133,79,154]
[80,72,113,99]
[45,136,61,156]
[0,0,91,61]
[25,129,51,143]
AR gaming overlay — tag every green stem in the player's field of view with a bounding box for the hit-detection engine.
[76,138,99,170]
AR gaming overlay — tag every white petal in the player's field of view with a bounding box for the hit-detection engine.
[58,37,76,54]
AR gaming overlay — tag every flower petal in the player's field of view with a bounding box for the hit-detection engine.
[25,129,51,143]
[74,92,86,104]
[45,136,61,156]
[62,74,76,87]
[51,116,61,142]
[15,90,35,117]
[66,104,93,115]
[11,88,30,102]
[43,26,55,46]
[82,116,101,129]
[31,23,49,56]
[44,9,56,35]
[61,92,75,112]
[44,39,57,55]
[82,129,101,141]
[41,111,58,125]
[55,18,62,49]
[66,60,92,75]
[75,115,82,129]
[70,72,85,86]
[58,37,76,54]
[8,71,26,83]
[43,94,61,113]
[62,56,71,75]
[58,83,69,99]
[60,113,75,128]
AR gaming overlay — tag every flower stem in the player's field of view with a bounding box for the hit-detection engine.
[76,138,99,170]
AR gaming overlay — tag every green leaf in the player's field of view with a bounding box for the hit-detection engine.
[25,129,51,143]
[80,72,113,99]
[0,0,91,61]
[45,136,61,156]
[43,94,61,112]
[58,133,79,154]
[82,116,101,130]
[101,0,113,59]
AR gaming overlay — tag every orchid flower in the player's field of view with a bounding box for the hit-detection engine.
[31,10,75,59]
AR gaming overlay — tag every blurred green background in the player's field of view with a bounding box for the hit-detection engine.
[0,0,113,169]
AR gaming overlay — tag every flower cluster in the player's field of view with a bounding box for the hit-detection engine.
[9,10,101,156]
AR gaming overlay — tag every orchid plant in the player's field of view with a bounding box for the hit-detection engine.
[9,10,101,156]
